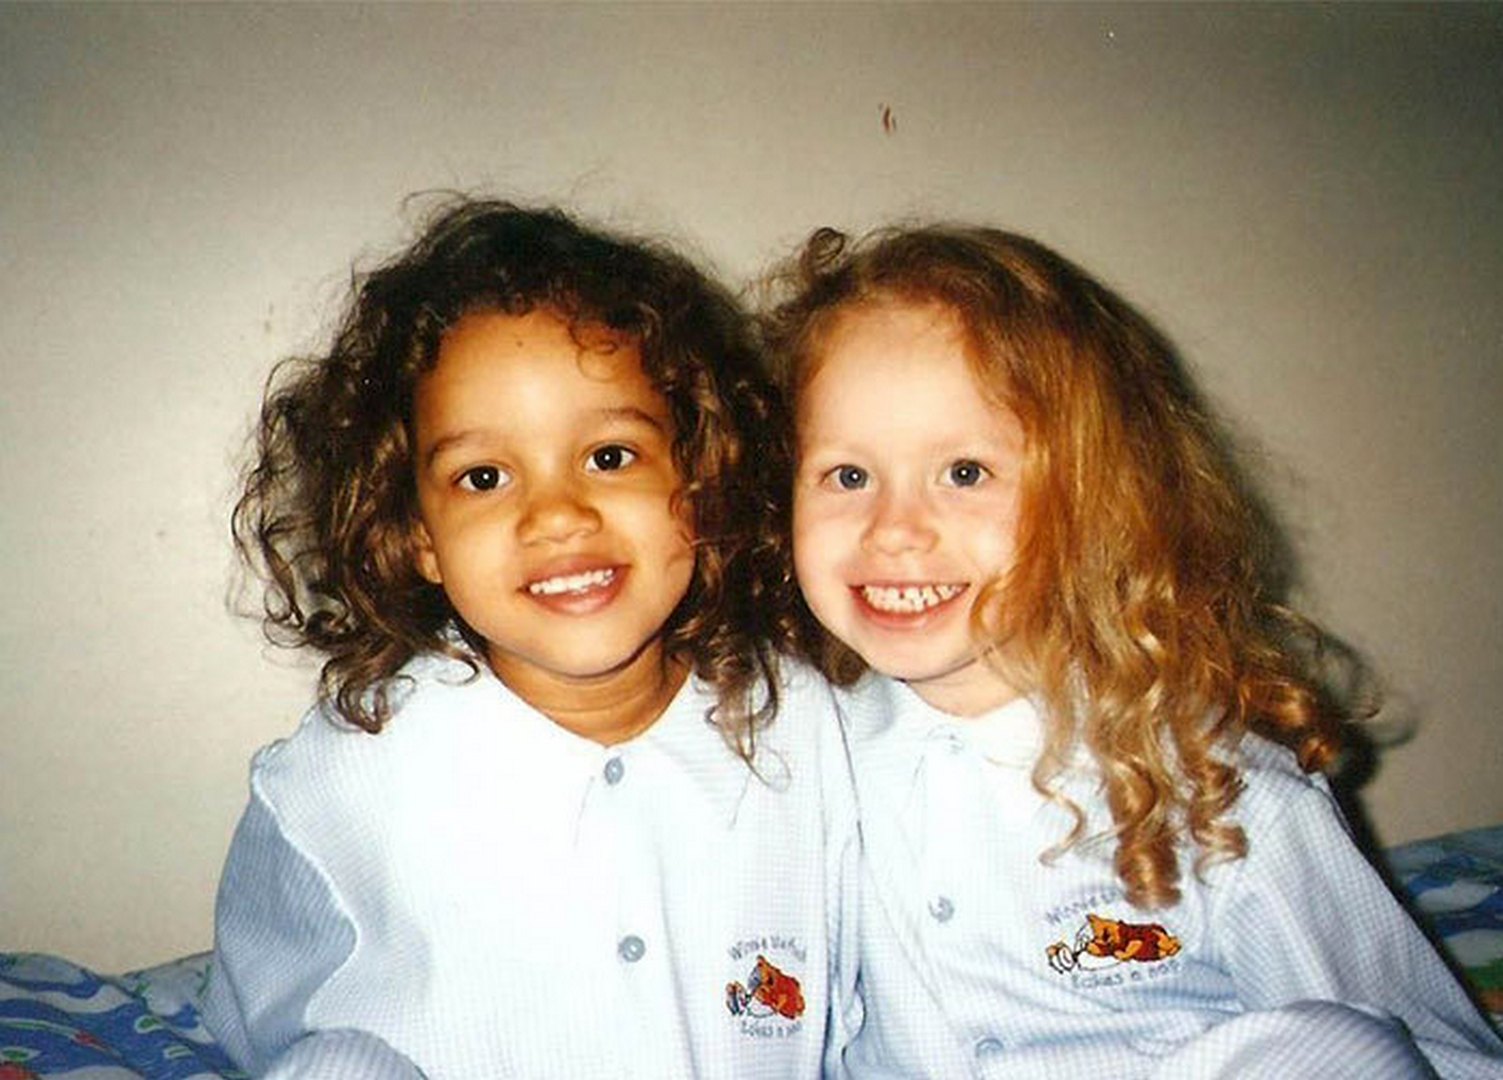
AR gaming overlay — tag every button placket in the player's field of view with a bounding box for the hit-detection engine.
[920,728,972,933]
[603,748,652,973]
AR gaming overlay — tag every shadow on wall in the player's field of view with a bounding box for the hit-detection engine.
[1151,322,1410,865]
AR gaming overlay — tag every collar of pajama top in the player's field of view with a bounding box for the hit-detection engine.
[840,677,1106,986]
[350,646,760,838]
[256,646,775,1017]
[847,674,1063,826]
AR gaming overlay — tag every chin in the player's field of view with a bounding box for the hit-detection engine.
[855,643,980,689]
[853,654,947,685]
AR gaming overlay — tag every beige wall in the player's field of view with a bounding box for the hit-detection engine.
[2,4,1499,972]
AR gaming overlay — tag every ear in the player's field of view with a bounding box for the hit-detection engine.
[410,518,443,585]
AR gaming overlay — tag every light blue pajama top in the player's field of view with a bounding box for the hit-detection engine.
[203,651,861,1079]
[836,675,1502,1079]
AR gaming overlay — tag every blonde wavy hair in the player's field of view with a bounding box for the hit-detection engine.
[762,225,1350,908]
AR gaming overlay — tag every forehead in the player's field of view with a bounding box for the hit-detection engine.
[803,301,970,404]
[435,306,638,375]
[414,308,668,438]
[798,300,1019,446]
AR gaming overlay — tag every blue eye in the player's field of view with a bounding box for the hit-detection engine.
[831,465,868,491]
[586,445,637,472]
[458,465,507,492]
[945,460,988,488]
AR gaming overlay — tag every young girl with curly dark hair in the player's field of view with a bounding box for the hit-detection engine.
[203,199,858,1079]
[763,224,1501,1078]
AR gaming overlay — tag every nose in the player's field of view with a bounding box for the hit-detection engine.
[862,486,937,556]
[517,476,600,545]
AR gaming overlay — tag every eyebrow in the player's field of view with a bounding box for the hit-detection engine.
[596,405,670,432]
[421,405,670,470]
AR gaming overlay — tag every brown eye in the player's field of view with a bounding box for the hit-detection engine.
[586,445,637,472]
[458,465,507,491]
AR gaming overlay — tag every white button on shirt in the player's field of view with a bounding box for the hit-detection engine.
[604,755,625,785]
[618,935,646,963]
[975,1035,1005,1058]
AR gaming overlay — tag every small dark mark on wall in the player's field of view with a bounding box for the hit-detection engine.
[880,103,896,135]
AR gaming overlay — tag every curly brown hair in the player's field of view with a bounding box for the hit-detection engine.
[235,197,791,752]
[761,224,1351,908]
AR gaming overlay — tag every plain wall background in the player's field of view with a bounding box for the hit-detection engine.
[2,3,1500,973]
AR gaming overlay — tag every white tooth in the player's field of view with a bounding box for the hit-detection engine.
[861,584,962,613]
[529,568,614,596]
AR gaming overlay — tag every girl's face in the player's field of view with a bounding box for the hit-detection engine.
[793,301,1025,717]
[412,308,694,730]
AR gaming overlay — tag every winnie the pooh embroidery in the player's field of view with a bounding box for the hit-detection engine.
[1047,912,1181,973]
[726,954,805,1019]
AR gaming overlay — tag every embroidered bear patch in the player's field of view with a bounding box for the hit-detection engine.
[1046,912,1181,973]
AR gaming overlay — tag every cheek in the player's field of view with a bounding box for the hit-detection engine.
[657,461,696,539]
[660,493,698,568]
[958,499,1021,571]
[409,498,463,582]
[650,490,696,570]
[413,529,443,585]
[794,491,860,543]
[792,548,834,627]
[790,496,820,562]
[791,506,841,598]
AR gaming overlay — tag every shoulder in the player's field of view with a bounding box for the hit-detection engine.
[249,650,497,800]
[1232,736,1328,805]
[704,654,845,752]
[1230,733,1334,827]
[707,656,859,792]
[717,655,849,769]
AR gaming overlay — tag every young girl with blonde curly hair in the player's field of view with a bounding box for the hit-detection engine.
[203,199,859,1079]
[763,224,1501,1077]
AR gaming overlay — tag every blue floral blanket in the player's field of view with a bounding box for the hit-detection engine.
[0,953,240,1079]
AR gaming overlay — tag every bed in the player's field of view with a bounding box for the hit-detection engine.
[4,826,1500,1078]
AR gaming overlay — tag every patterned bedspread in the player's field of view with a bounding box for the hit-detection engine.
[0,952,239,1079]
[1385,824,1503,1019]
[4,826,1501,1078]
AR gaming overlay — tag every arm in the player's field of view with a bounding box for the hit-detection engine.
[261,1028,428,1080]
[1216,778,1502,1076]
[1148,999,1438,1079]
[203,787,425,1079]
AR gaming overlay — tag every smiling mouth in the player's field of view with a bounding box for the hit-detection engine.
[527,568,617,596]
[858,583,965,614]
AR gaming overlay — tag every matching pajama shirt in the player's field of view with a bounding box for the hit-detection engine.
[835,675,1503,1079]
[204,652,861,1079]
